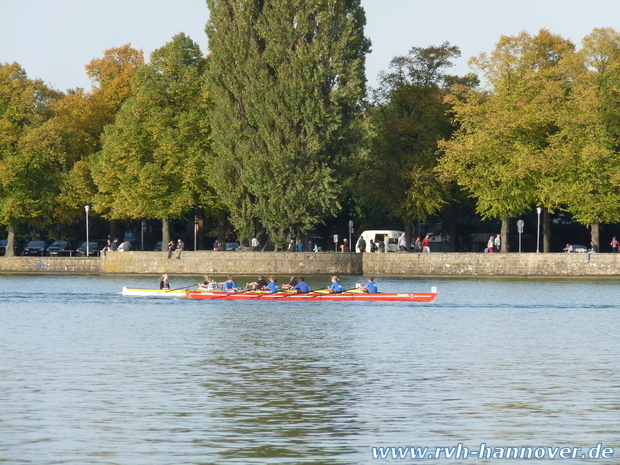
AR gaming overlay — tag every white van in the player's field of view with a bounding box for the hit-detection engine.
[355,230,404,252]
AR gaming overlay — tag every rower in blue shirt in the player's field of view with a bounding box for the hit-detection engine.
[266,276,278,293]
[329,276,343,293]
[362,276,378,293]
[222,275,238,292]
[291,277,309,294]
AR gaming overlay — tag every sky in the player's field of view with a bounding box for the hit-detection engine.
[2,0,620,92]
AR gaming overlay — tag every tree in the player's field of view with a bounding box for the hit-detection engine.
[0,63,62,255]
[91,34,213,246]
[206,0,370,245]
[360,42,477,246]
[49,46,145,229]
[438,30,576,252]
[544,28,620,247]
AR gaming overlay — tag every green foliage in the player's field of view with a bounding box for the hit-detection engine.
[438,30,576,221]
[205,0,370,238]
[0,63,62,230]
[91,34,214,221]
[360,42,473,227]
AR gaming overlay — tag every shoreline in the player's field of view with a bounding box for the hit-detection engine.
[1,251,619,278]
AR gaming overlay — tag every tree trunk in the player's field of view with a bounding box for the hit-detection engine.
[217,211,227,244]
[6,225,16,257]
[448,203,458,252]
[501,218,509,253]
[162,217,170,253]
[405,223,413,252]
[543,208,550,253]
[591,222,600,248]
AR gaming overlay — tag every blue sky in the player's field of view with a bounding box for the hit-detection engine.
[2,0,620,92]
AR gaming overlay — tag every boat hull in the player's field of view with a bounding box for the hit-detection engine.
[122,287,438,302]
[185,290,438,302]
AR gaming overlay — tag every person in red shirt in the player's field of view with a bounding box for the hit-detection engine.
[422,234,430,253]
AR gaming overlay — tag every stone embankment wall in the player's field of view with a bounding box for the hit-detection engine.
[0,251,618,277]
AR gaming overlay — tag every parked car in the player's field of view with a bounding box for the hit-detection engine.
[75,240,107,257]
[567,244,588,253]
[154,241,162,251]
[0,239,22,256]
[22,240,47,256]
[225,242,240,251]
[47,240,74,256]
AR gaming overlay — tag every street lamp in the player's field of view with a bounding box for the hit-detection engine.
[536,207,542,253]
[85,205,90,258]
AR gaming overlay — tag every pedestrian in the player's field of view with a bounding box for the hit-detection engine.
[494,233,501,253]
[167,239,175,259]
[242,236,250,252]
[398,232,407,252]
[357,236,366,253]
[251,236,259,251]
[487,235,495,253]
[175,239,184,259]
[422,234,430,253]
[414,237,422,252]
[610,236,618,253]
[384,234,389,253]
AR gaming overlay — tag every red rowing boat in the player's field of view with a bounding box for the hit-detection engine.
[184,289,438,302]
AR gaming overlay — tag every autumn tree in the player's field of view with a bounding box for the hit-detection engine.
[206,0,370,247]
[91,34,213,246]
[0,63,62,255]
[438,30,576,252]
[53,46,145,228]
[544,28,620,247]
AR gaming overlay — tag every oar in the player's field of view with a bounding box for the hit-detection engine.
[166,284,197,292]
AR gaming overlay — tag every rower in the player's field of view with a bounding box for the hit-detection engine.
[222,275,239,292]
[328,276,343,293]
[361,276,378,293]
[197,275,218,290]
[246,275,268,290]
[291,276,309,294]
[265,276,278,293]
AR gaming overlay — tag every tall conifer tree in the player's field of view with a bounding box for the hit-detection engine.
[206,0,370,244]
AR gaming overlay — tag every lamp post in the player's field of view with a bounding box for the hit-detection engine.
[85,205,90,258]
[536,207,542,253]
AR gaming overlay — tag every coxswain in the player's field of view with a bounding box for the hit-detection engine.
[159,273,170,290]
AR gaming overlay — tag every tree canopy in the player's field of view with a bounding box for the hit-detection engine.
[206,0,370,245]
[91,34,213,246]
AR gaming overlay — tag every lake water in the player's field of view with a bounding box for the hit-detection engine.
[1,274,619,464]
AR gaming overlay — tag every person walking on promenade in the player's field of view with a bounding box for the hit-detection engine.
[487,235,495,253]
[611,236,618,253]
[494,233,501,253]
[357,236,366,253]
[398,232,407,252]
[422,234,430,253]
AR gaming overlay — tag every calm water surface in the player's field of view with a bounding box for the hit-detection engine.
[0,274,619,464]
